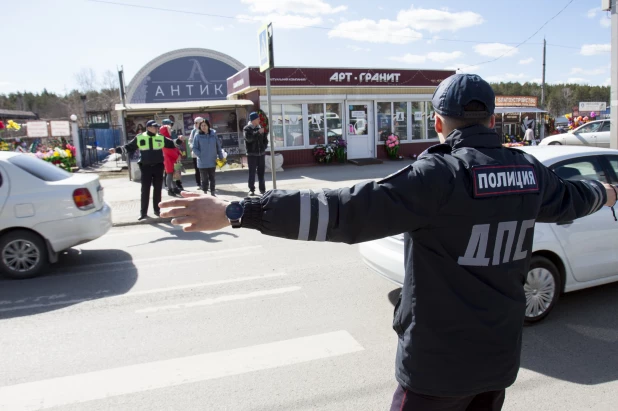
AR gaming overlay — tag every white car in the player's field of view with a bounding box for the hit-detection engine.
[360,146,618,323]
[540,120,610,148]
[0,152,112,279]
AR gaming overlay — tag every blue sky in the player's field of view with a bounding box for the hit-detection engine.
[0,0,612,94]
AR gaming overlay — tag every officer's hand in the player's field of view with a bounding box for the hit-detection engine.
[159,192,229,232]
[109,148,116,154]
[259,128,265,134]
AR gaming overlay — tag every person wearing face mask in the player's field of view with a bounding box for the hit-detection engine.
[192,119,223,196]
[109,120,183,220]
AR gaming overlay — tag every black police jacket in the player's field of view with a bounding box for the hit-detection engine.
[244,124,269,156]
[241,124,607,397]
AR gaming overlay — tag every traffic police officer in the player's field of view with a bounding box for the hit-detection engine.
[110,120,183,220]
[159,74,618,410]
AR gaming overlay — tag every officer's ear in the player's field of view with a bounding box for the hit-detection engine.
[488,115,496,129]
[435,115,444,134]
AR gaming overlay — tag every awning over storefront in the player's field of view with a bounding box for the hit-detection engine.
[115,99,254,115]
[495,107,547,114]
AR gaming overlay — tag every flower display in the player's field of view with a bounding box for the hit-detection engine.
[385,134,400,159]
[313,143,337,163]
[6,120,21,131]
[0,121,5,131]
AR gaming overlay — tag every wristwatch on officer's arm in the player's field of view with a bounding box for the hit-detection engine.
[225,197,262,228]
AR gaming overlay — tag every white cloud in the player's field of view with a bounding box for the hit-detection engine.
[389,51,464,65]
[389,54,427,65]
[529,78,542,84]
[587,7,598,18]
[240,0,346,16]
[213,26,225,31]
[485,73,526,83]
[329,6,483,44]
[581,44,611,55]
[601,17,611,28]
[519,58,534,65]
[570,67,608,76]
[328,19,422,44]
[474,43,518,57]
[346,45,370,52]
[604,77,611,86]
[567,77,588,84]
[397,6,484,33]
[237,13,322,29]
[426,51,464,63]
[0,81,11,88]
[426,35,440,45]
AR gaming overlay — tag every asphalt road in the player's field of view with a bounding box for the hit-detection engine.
[1,224,617,411]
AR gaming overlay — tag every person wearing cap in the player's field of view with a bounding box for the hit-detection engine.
[243,112,268,196]
[109,120,183,220]
[159,74,618,410]
[189,116,204,189]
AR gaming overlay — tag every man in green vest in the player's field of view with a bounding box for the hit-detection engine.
[110,120,184,221]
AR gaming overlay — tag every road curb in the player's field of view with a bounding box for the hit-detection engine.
[112,217,173,228]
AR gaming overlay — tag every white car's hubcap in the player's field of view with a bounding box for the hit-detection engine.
[2,240,40,272]
[524,268,556,318]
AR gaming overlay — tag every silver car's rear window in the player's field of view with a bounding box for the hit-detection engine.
[7,155,71,182]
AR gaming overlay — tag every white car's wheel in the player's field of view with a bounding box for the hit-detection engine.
[549,141,562,145]
[0,230,48,279]
[524,256,561,323]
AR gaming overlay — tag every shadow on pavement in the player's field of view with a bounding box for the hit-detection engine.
[0,249,137,320]
[520,281,618,385]
[388,281,618,385]
[129,223,238,246]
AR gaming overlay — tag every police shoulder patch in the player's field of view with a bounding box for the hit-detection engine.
[471,164,539,198]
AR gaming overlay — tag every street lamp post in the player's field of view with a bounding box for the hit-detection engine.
[70,114,83,168]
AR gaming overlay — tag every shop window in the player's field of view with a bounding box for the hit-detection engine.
[377,102,392,141]
[393,102,408,140]
[308,103,343,146]
[411,102,426,140]
[308,103,325,145]
[325,103,343,143]
[265,104,304,148]
[426,103,438,140]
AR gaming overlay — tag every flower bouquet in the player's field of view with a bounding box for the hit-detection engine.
[313,144,336,163]
[31,146,77,172]
[385,134,400,159]
[335,139,347,163]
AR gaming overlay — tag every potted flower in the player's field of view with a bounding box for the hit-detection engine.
[385,134,400,159]
[313,144,327,163]
[335,139,347,163]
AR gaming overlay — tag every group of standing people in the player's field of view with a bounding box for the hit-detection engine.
[110,111,270,221]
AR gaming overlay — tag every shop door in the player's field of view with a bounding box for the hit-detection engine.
[346,102,374,159]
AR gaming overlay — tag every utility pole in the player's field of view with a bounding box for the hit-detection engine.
[541,38,546,106]
[541,38,547,139]
[607,0,618,149]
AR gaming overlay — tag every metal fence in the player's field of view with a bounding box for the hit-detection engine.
[78,126,122,168]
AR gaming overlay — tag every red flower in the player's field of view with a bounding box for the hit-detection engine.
[0,121,5,130]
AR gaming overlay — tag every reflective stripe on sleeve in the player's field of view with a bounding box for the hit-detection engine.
[315,189,329,242]
[298,189,311,241]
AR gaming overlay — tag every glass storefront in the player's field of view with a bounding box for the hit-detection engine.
[307,103,343,145]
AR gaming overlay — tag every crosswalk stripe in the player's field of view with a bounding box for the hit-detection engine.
[0,331,364,411]
[135,286,302,314]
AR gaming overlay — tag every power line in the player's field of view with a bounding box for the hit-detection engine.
[456,0,578,71]
[88,0,579,49]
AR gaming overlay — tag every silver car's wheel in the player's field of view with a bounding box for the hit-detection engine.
[0,231,48,279]
[524,256,562,323]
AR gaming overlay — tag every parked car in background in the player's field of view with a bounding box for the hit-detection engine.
[540,120,610,147]
[0,152,112,279]
[360,146,618,323]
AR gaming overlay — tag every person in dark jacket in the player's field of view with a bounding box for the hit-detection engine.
[193,119,223,196]
[110,120,183,220]
[159,74,618,410]
[244,112,269,196]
